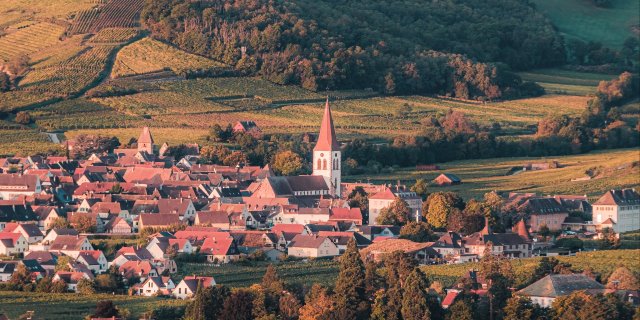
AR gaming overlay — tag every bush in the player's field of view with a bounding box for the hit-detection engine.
[15,111,32,125]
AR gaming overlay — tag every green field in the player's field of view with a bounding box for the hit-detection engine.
[0,291,187,320]
[518,68,617,96]
[344,148,640,200]
[532,0,639,49]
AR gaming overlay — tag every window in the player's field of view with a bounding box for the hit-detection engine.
[322,159,327,170]
[317,159,321,170]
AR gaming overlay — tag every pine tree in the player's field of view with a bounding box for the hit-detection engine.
[401,268,431,320]
[447,299,474,320]
[333,238,368,320]
[299,284,334,320]
[261,264,285,293]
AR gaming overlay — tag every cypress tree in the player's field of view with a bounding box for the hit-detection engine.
[401,268,431,320]
[333,238,368,320]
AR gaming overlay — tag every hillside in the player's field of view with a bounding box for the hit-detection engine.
[532,0,639,49]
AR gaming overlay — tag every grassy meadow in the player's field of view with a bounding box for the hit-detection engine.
[531,0,639,49]
[344,148,640,200]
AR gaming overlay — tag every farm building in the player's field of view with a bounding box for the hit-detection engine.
[433,173,461,186]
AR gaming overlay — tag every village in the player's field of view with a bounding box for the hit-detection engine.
[0,100,638,317]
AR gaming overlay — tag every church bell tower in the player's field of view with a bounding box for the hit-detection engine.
[313,98,341,197]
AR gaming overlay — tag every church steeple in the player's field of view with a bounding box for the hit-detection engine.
[137,126,155,154]
[314,98,340,151]
[312,98,341,197]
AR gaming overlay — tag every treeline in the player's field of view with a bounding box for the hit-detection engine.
[140,0,552,100]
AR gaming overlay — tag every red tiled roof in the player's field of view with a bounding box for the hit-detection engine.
[138,127,154,144]
[313,99,340,151]
[369,188,396,200]
[271,224,305,234]
[442,291,459,307]
[330,207,362,222]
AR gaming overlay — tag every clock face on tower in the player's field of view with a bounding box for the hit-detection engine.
[320,153,324,157]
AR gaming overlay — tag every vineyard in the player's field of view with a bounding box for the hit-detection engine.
[0,22,65,63]
[176,260,340,288]
[0,291,187,320]
[0,130,59,156]
[518,68,617,96]
[19,46,116,96]
[421,250,640,288]
[111,38,229,78]
[67,0,144,35]
[0,91,57,112]
[89,27,140,44]
[94,91,233,116]
[344,148,640,200]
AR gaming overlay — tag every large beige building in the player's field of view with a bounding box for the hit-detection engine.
[368,186,422,225]
[592,189,640,233]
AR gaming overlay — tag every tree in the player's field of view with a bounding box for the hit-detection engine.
[279,293,301,320]
[348,187,369,222]
[447,299,474,320]
[55,255,72,272]
[401,268,431,320]
[333,239,368,319]
[411,179,429,200]
[272,150,304,176]
[49,217,70,230]
[184,284,230,320]
[220,289,254,320]
[376,197,412,226]
[200,145,231,164]
[93,300,119,318]
[607,266,640,290]
[222,151,248,166]
[74,214,96,233]
[299,284,334,320]
[10,264,31,289]
[599,228,620,249]
[70,135,120,159]
[0,72,10,92]
[423,192,465,229]
[503,296,544,320]
[261,264,285,293]
[77,278,96,294]
[364,259,382,298]
[552,291,625,320]
[399,221,432,242]
[15,111,32,125]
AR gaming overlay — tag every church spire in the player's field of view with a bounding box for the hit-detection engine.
[314,97,340,151]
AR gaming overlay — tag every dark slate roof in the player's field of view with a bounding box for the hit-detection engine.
[518,274,604,298]
[305,224,335,233]
[433,232,464,249]
[0,262,16,274]
[523,198,568,215]
[594,189,640,206]
[0,204,37,222]
[21,260,45,273]
[441,173,461,182]
[218,187,242,198]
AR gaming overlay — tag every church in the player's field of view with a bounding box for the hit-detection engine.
[250,98,341,200]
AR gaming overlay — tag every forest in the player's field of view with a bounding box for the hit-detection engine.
[139,0,564,99]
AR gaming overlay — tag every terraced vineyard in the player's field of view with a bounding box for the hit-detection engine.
[344,148,640,200]
[518,68,617,96]
[68,0,144,35]
[0,22,65,62]
[20,46,116,96]
[32,99,142,130]
[0,130,59,156]
[89,27,139,44]
[111,38,229,77]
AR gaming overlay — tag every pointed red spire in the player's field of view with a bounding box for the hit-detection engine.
[138,126,154,144]
[314,98,340,151]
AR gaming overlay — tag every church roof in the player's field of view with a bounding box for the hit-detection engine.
[314,99,340,151]
[138,127,154,144]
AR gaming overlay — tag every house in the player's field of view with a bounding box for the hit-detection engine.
[523,161,559,171]
[21,259,46,280]
[118,260,158,280]
[329,207,363,225]
[286,234,339,258]
[251,176,331,199]
[368,186,422,225]
[24,251,58,273]
[592,189,640,233]
[135,276,175,296]
[200,236,239,263]
[433,173,461,186]
[104,216,132,234]
[49,235,93,255]
[356,225,401,241]
[33,206,61,231]
[75,250,108,274]
[359,238,440,264]
[463,222,531,259]
[517,274,605,308]
[317,231,371,254]
[42,228,79,244]
[3,222,44,244]
[0,202,38,231]
[53,270,94,292]
[195,211,230,229]
[173,276,216,299]
[521,197,569,232]
[138,214,181,230]
[0,262,16,282]
[431,232,470,262]
[0,174,42,200]
[233,121,260,135]
[0,232,28,255]
[158,198,196,221]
